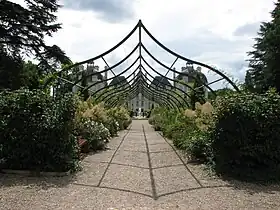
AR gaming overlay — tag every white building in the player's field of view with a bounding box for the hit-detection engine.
[174,62,208,99]
[72,63,107,95]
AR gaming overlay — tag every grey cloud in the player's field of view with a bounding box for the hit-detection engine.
[142,29,251,86]
[63,25,251,89]
[61,0,135,23]
[233,22,261,36]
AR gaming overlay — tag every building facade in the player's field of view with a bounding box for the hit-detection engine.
[174,62,208,99]
[72,62,107,95]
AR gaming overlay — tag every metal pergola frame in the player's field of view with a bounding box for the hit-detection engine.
[45,20,240,110]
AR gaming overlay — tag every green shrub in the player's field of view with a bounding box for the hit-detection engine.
[81,120,110,150]
[0,89,79,172]
[184,130,210,161]
[149,106,212,162]
[107,106,131,130]
[209,89,280,181]
[104,117,119,137]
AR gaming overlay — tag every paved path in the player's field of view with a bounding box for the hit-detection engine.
[1,120,280,210]
[77,119,204,201]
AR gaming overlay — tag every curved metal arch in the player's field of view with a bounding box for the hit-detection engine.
[105,83,174,109]
[84,60,190,108]
[138,83,179,109]
[140,56,207,103]
[91,65,184,109]
[107,87,172,109]
[50,19,240,109]
[109,87,170,108]
[93,66,140,102]
[139,21,240,92]
[69,43,139,88]
[140,70,188,107]
[99,73,180,109]
[100,74,183,109]
[109,93,171,110]
[83,56,140,92]
[85,63,141,101]
[100,75,181,109]
[108,85,175,110]
[140,65,190,106]
[44,22,141,88]
[126,82,178,110]
[141,45,217,97]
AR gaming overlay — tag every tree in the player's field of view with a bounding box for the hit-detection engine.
[0,46,23,90]
[247,1,280,93]
[20,61,43,89]
[190,72,207,109]
[0,47,42,90]
[207,88,235,100]
[81,70,90,101]
[244,70,255,92]
[0,0,71,72]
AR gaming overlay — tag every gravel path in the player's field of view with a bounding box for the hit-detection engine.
[1,120,280,209]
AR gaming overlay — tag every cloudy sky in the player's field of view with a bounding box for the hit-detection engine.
[14,0,275,89]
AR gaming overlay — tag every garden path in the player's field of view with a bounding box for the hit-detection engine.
[1,120,280,209]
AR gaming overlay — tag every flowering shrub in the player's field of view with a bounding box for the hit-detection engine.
[104,117,120,137]
[107,106,131,130]
[81,119,110,150]
[74,100,131,150]
[150,103,213,161]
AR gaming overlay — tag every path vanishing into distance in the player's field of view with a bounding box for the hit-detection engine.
[1,120,280,210]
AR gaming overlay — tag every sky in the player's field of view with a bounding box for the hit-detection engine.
[13,0,275,89]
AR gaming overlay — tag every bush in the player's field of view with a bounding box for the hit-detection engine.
[74,101,131,148]
[0,89,79,172]
[103,117,119,137]
[149,104,213,161]
[209,89,280,181]
[81,119,110,150]
[107,106,131,130]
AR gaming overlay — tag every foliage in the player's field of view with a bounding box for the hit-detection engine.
[107,106,131,130]
[0,0,71,71]
[74,101,109,150]
[0,49,43,91]
[74,99,131,149]
[189,72,207,109]
[209,89,280,181]
[0,90,79,172]
[79,119,110,150]
[247,1,280,93]
[149,104,213,161]
[80,70,90,101]
[207,88,235,100]
[0,47,23,90]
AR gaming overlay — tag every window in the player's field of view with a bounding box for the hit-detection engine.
[141,101,144,106]
[136,101,139,106]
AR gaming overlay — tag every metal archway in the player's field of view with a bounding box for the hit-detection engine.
[48,20,240,109]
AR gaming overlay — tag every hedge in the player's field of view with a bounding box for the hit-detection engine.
[0,89,79,172]
[210,89,280,181]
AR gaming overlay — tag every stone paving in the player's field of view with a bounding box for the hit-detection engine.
[74,120,205,201]
[2,120,280,210]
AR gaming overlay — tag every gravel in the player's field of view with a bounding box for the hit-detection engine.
[1,120,280,210]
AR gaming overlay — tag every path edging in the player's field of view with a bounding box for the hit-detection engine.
[1,169,71,177]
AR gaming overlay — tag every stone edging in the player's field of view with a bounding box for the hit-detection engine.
[1,169,71,177]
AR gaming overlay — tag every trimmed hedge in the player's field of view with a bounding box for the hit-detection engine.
[210,90,280,181]
[0,89,79,172]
